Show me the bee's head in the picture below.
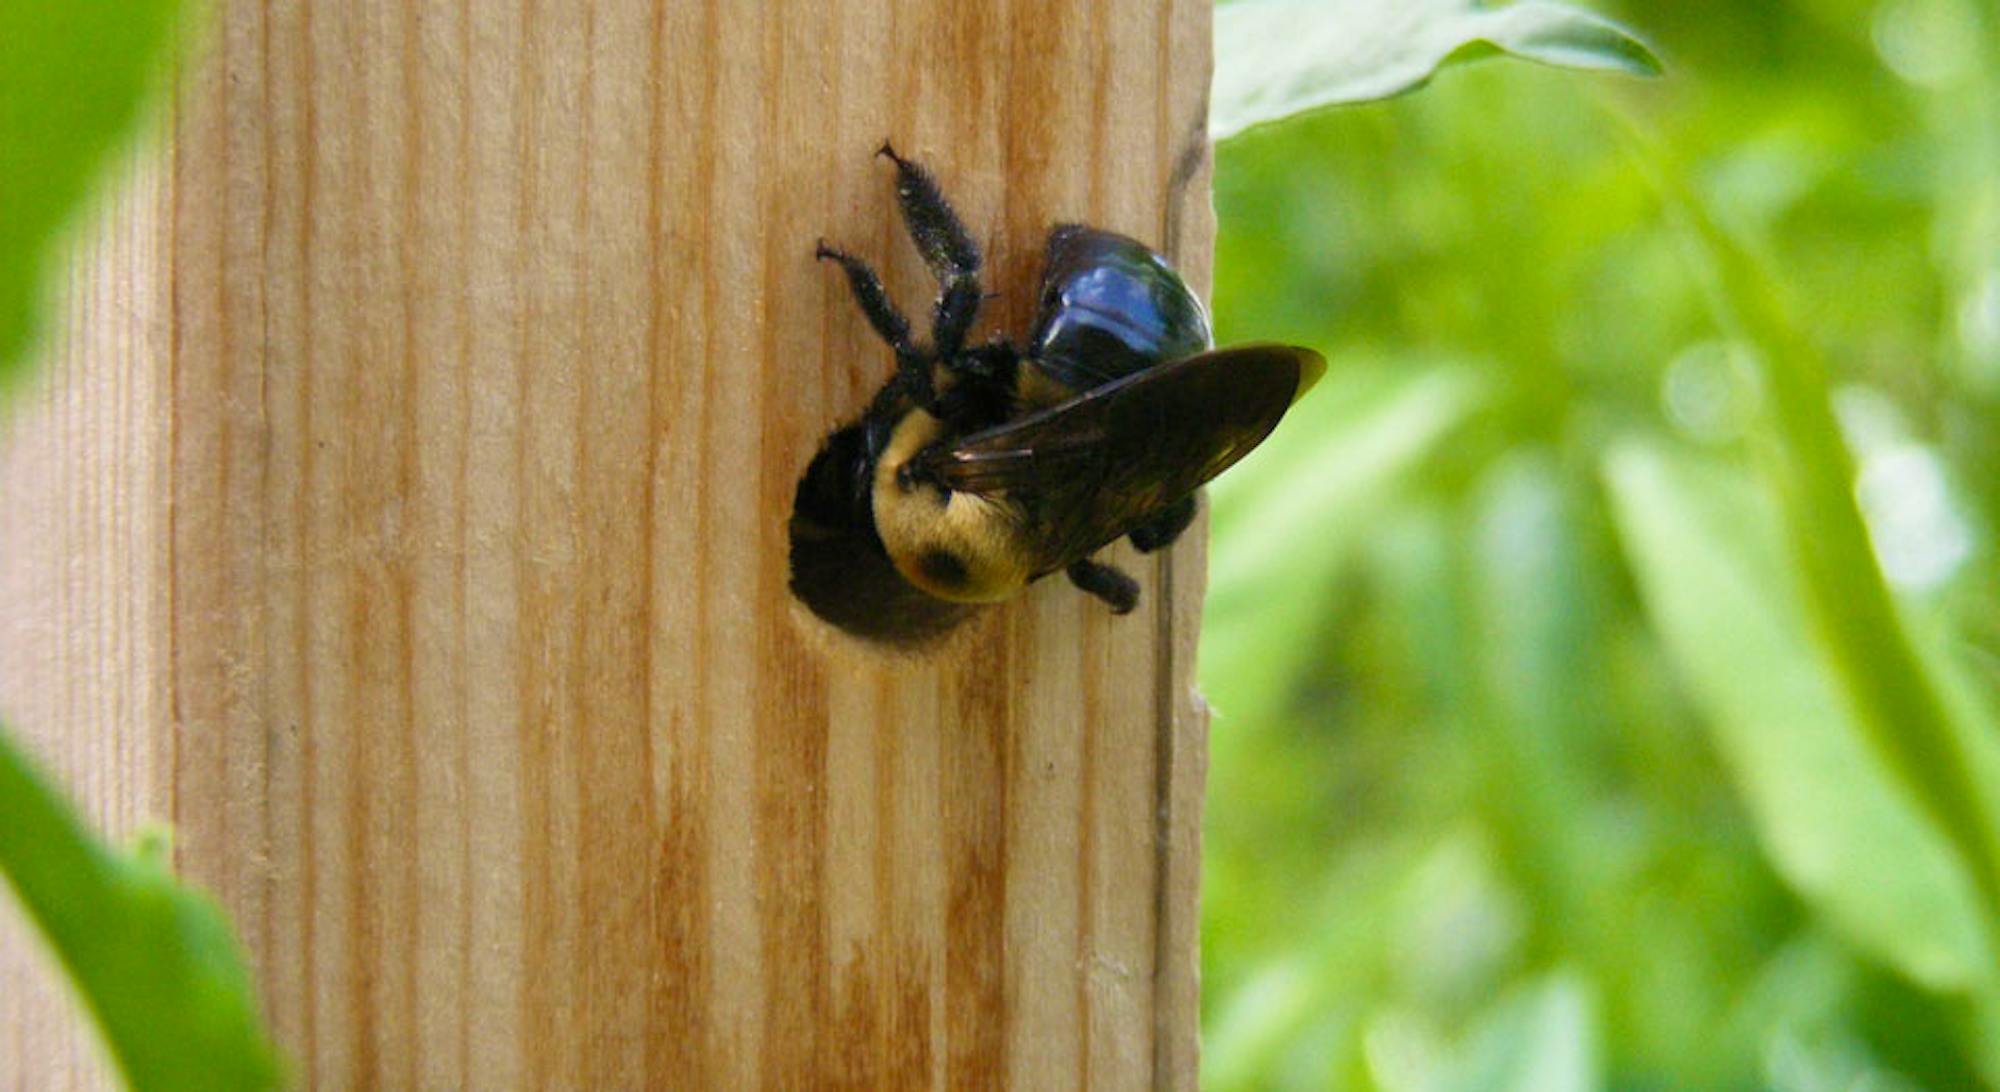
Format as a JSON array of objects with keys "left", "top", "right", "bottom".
[
  {"left": 788, "top": 416, "right": 976, "bottom": 646},
  {"left": 793, "top": 420, "right": 881, "bottom": 538}
]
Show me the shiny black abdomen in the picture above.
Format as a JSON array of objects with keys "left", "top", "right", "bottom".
[{"left": 1028, "top": 225, "right": 1212, "bottom": 393}]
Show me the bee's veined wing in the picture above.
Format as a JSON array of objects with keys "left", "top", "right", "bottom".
[{"left": 916, "top": 342, "right": 1324, "bottom": 574}]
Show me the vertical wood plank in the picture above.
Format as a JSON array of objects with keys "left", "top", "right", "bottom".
[{"left": 0, "top": 1, "right": 1217, "bottom": 1087}]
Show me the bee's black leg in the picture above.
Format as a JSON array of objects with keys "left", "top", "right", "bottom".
[
  {"left": 817, "top": 241, "right": 916, "bottom": 356},
  {"left": 878, "top": 143, "right": 983, "bottom": 361},
  {"left": 933, "top": 279, "right": 983, "bottom": 363},
  {"left": 817, "top": 241, "right": 939, "bottom": 411},
  {"left": 1128, "top": 495, "right": 1198, "bottom": 553},
  {"left": 1066, "top": 558, "right": 1140, "bottom": 614},
  {"left": 879, "top": 142, "right": 980, "bottom": 283}
]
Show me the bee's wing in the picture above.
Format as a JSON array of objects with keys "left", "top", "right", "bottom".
[{"left": 918, "top": 342, "right": 1324, "bottom": 574}]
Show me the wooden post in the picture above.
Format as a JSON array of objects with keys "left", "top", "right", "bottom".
[{"left": 0, "top": 1, "right": 1215, "bottom": 1087}]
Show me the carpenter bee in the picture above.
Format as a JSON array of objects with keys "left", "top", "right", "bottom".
[{"left": 789, "top": 144, "right": 1324, "bottom": 646}]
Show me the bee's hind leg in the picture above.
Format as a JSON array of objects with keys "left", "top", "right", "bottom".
[
  {"left": 1066, "top": 558, "right": 1139, "bottom": 615},
  {"left": 1128, "top": 495, "right": 1198, "bottom": 553}
]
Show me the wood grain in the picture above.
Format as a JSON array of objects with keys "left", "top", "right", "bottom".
[{"left": 0, "top": 1, "right": 1215, "bottom": 1087}]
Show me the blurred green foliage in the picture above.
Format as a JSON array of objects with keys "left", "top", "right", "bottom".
[
  {"left": 1, "top": 5, "right": 283, "bottom": 1089},
  {"left": 1201, "top": 1, "right": 2000, "bottom": 1088},
  {"left": 0, "top": 1, "right": 187, "bottom": 385},
  {"left": 0, "top": 728, "right": 283, "bottom": 1091}
]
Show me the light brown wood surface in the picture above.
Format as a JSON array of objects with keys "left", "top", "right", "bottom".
[{"left": 0, "top": 1, "right": 1216, "bottom": 1087}]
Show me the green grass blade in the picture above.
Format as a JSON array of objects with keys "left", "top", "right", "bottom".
[{"left": 1648, "top": 153, "right": 2000, "bottom": 944}]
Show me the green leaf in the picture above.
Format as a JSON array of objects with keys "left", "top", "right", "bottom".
[
  {"left": 0, "top": 0, "right": 188, "bottom": 383},
  {"left": 1604, "top": 443, "right": 1995, "bottom": 995},
  {"left": 0, "top": 726, "right": 284, "bottom": 1091},
  {"left": 1212, "top": 0, "right": 1661, "bottom": 141}
]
